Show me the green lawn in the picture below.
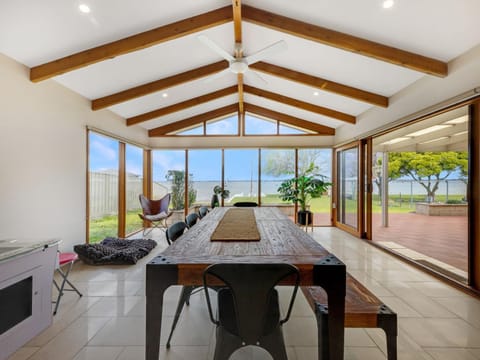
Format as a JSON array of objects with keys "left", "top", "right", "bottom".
[{"left": 89, "top": 210, "right": 142, "bottom": 244}]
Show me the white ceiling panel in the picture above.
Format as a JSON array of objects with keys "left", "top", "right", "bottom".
[
  {"left": 54, "top": 23, "right": 234, "bottom": 99},
  {"left": 242, "top": 23, "right": 424, "bottom": 96},
  {"left": 244, "top": 94, "right": 346, "bottom": 130},
  {"left": 142, "top": 94, "right": 238, "bottom": 130},
  {"left": 243, "top": 0, "right": 480, "bottom": 61},
  {"left": 0, "top": 0, "right": 226, "bottom": 66},
  {"left": 110, "top": 76, "right": 237, "bottom": 118},
  {"left": 243, "top": 72, "right": 372, "bottom": 116}
]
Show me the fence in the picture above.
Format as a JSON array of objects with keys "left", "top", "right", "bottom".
[
  {"left": 89, "top": 172, "right": 138, "bottom": 219},
  {"left": 375, "top": 178, "right": 467, "bottom": 205}
]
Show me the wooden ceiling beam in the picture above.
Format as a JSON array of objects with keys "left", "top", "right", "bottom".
[
  {"left": 30, "top": 6, "right": 232, "bottom": 82},
  {"left": 149, "top": 104, "right": 238, "bottom": 136},
  {"left": 244, "top": 103, "right": 335, "bottom": 135},
  {"left": 232, "top": 0, "right": 244, "bottom": 115},
  {"left": 250, "top": 62, "right": 388, "bottom": 107},
  {"left": 92, "top": 61, "right": 228, "bottom": 110},
  {"left": 244, "top": 85, "right": 355, "bottom": 124},
  {"left": 243, "top": 5, "right": 447, "bottom": 77},
  {"left": 232, "top": 0, "right": 242, "bottom": 43},
  {"left": 127, "top": 86, "right": 237, "bottom": 126}
]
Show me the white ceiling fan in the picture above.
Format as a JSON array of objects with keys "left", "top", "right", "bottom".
[{"left": 198, "top": 34, "right": 287, "bottom": 84}]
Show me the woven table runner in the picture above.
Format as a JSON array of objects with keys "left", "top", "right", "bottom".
[{"left": 210, "top": 208, "right": 261, "bottom": 242}]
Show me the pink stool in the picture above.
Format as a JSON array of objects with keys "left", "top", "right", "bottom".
[{"left": 52, "top": 252, "right": 83, "bottom": 315}]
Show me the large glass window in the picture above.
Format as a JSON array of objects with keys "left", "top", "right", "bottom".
[
  {"left": 88, "top": 132, "right": 119, "bottom": 243},
  {"left": 245, "top": 115, "right": 277, "bottom": 135},
  {"left": 152, "top": 149, "right": 185, "bottom": 206},
  {"left": 206, "top": 116, "right": 238, "bottom": 135},
  {"left": 125, "top": 144, "right": 143, "bottom": 235},
  {"left": 224, "top": 149, "right": 259, "bottom": 205},
  {"left": 298, "top": 149, "right": 332, "bottom": 225},
  {"left": 260, "top": 149, "right": 295, "bottom": 217},
  {"left": 188, "top": 150, "right": 223, "bottom": 208}
]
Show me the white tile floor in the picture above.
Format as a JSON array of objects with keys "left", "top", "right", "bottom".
[{"left": 8, "top": 227, "right": 480, "bottom": 360}]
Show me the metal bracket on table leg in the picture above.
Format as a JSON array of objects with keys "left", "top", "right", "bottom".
[
  {"left": 313, "top": 254, "right": 346, "bottom": 360},
  {"left": 377, "top": 304, "right": 398, "bottom": 360}
]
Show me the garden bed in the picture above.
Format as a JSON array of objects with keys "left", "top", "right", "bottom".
[{"left": 415, "top": 202, "right": 467, "bottom": 216}]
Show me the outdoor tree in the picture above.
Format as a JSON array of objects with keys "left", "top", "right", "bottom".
[
  {"left": 165, "top": 170, "right": 197, "bottom": 210},
  {"left": 262, "top": 149, "right": 330, "bottom": 177},
  {"left": 387, "top": 151, "right": 468, "bottom": 202}
]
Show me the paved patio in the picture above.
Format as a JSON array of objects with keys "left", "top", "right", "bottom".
[{"left": 372, "top": 212, "right": 468, "bottom": 276}]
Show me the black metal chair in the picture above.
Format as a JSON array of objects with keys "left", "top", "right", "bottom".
[
  {"left": 165, "top": 221, "right": 187, "bottom": 246},
  {"left": 203, "top": 263, "right": 300, "bottom": 360},
  {"left": 233, "top": 201, "right": 258, "bottom": 207},
  {"left": 185, "top": 213, "right": 199, "bottom": 228},
  {"left": 198, "top": 206, "right": 209, "bottom": 219},
  {"left": 165, "top": 220, "right": 197, "bottom": 348},
  {"left": 138, "top": 193, "right": 172, "bottom": 236}
]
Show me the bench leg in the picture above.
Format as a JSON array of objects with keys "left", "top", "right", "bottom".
[
  {"left": 377, "top": 304, "right": 398, "bottom": 360},
  {"left": 314, "top": 304, "right": 330, "bottom": 360}
]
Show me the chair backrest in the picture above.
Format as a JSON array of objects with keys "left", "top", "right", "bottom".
[
  {"left": 185, "top": 213, "right": 199, "bottom": 228},
  {"left": 198, "top": 206, "right": 209, "bottom": 219},
  {"left": 203, "top": 263, "right": 300, "bottom": 345},
  {"left": 233, "top": 201, "right": 258, "bottom": 207},
  {"left": 139, "top": 193, "right": 171, "bottom": 215},
  {"left": 165, "top": 221, "right": 188, "bottom": 245}
]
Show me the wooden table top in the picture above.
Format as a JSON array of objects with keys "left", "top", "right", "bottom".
[
  {"left": 153, "top": 207, "right": 336, "bottom": 287},
  {"left": 162, "top": 207, "right": 330, "bottom": 261}
]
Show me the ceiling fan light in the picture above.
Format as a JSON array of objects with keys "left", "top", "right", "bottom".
[{"left": 230, "top": 61, "right": 248, "bottom": 74}]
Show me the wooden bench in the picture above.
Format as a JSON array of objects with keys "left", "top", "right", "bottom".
[{"left": 302, "top": 274, "right": 397, "bottom": 360}]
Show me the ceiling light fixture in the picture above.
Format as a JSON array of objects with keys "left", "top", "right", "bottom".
[
  {"left": 229, "top": 60, "right": 248, "bottom": 74},
  {"left": 382, "top": 0, "right": 394, "bottom": 9},
  {"left": 313, "top": 91, "right": 319, "bottom": 96},
  {"left": 162, "top": 93, "right": 168, "bottom": 98},
  {"left": 78, "top": 3, "right": 91, "bottom": 13}
]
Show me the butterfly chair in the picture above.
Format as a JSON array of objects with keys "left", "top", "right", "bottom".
[
  {"left": 203, "top": 263, "right": 300, "bottom": 360},
  {"left": 198, "top": 206, "right": 209, "bottom": 219},
  {"left": 233, "top": 201, "right": 258, "bottom": 207},
  {"left": 138, "top": 193, "right": 172, "bottom": 237},
  {"left": 52, "top": 252, "right": 83, "bottom": 315},
  {"left": 185, "top": 213, "right": 200, "bottom": 229}
]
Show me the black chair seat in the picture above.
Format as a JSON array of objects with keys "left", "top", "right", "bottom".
[{"left": 233, "top": 201, "right": 258, "bottom": 207}]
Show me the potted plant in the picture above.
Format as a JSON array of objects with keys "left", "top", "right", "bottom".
[
  {"left": 277, "top": 164, "right": 331, "bottom": 225},
  {"left": 211, "top": 185, "right": 230, "bottom": 208}
]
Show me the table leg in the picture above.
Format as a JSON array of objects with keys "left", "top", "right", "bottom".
[
  {"left": 314, "top": 255, "right": 346, "bottom": 360},
  {"left": 145, "top": 257, "right": 178, "bottom": 360}
]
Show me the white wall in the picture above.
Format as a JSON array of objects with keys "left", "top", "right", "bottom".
[
  {"left": 0, "top": 54, "right": 148, "bottom": 251},
  {"left": 335, "top": 44, "right": 480, "bottom": 144}
]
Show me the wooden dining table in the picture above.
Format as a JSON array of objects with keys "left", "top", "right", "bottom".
[{"left": 145, "top": 207, "right": 346, "bottom": 360}]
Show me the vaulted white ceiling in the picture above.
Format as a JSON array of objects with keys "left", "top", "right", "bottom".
[{"left": 1, "top": 0, "right": 479, "bottom": 138}]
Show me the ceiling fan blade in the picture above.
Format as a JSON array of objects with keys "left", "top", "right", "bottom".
[
  {"left": 198, "top": 35, "right": 235, "bottom": 62},
  {"left": 204, "top": 68, "right": 231, "bottom": 83},
  {"left": 245, "top": 40, "right": 287, "bottom": 65},
  {"left": 245, "top": 69, "right": 268, "bottom": 85}
]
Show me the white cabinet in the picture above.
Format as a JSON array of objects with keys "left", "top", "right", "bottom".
[{"left": 0, "top": 242, "right": 58, "bottom": 360}]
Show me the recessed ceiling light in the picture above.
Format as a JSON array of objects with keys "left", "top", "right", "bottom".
[
  {"left": 382, "top": 0, "right": 394, "bottom": 9},
  {"left": 313, "top": 91, "right": 319, "bottom": 96},
  {"left": 78, "top": 3, "right": 91, "bottom": 13},
  {"left": 162, "top": 93, "right": 168, "bottom": 98}
]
